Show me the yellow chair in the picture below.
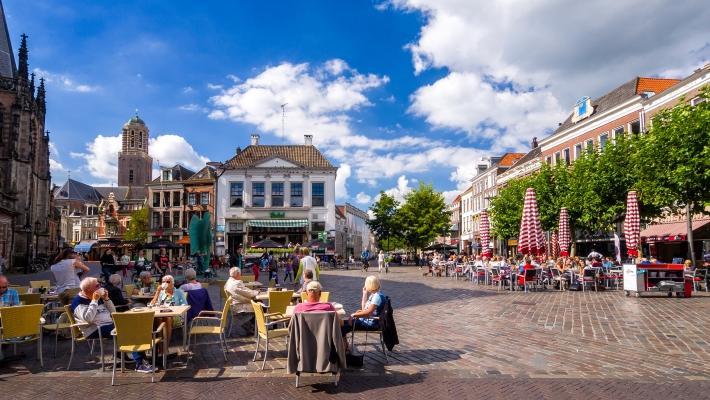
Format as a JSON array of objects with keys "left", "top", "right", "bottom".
[
  {"left": 19, "top": 293, "right": 42, "bottom": 305},
  {"left": 187, "top": 299, "right": 231, "bottom": 365},
  {"left": 200, "top": 281, "right": 210, "bottom": 289},
  {"left": 0, "top": 304, "right": 44, "bottom": 367},
  {"left": 30, "top": 280, "right": 51, "bottom": 289},
  {"left": 124, "top": 284, "right": 136, "bottom": 298},
  {"left": 300, "top": 291, "right": 330, "bottom": 303},
  {"left": 266, "top": 290, "right": 293, "bottom": 322},
  {"left": 242, "top": 275, "right": 254, "bottom": 283},
  {"left": 111, "top": 311, "right": 166, "bottom": 386},
  {"left": 251, "top": 300, "right": 289, "bottom": 370},
  {"left": 64, "top": 305, "right": 108, "bottom": 370}
]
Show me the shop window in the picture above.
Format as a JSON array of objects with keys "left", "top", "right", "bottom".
[{"left": 311, "top": 221, "right": 326, "bottom": 232}]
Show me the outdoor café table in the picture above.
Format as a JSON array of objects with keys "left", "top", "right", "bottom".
[
  {"left": 40, "top": 293, "right": 59, "bottom": 303},
  {"left": 129, "top": 305, "right": 191, "bottom": 351}
]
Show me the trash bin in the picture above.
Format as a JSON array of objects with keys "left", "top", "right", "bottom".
[{"left": 684, "top": 279, "right": 693, "bottom": 298}]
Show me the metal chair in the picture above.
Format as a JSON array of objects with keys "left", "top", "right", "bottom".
[
  {"left": 111, "top": 311, "right": 166, "bottom": 386},
  {"left": 251, "top": 300, "right": 289, "bottom": 370},
  {"left": 187, "top": 299, "right": 231, "bottom": 364},
  {"left": 0, "top": 304, "right": 45, "bottom": 367},
  {"left": 64, "top": 305, "right": 108, "bottom": 371}
]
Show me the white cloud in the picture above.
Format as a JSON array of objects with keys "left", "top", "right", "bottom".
[
  {"left": 182, "top": 86, "right": 195, "bottom": 94},
  {"left": 356, "top": 192, "right": 372, "bottom": 205},
  {"left": 207, "top": 83, "right": 223, "bottom": 90},
  {"left": 178, "top": 103, "right": 208, "bottom": 113},
  {"left": 71, "top": 134, "right": 209, "bottom": 183},
  {"left": 33, "top": 68, "right": 99, "bottom": 93},
  {"left": 48, "top": 141, "right": 65, "bottom": 175},
  {"left": 208, "top": 60, "right": 389, "bottom": 146},
  {"left": 335, "top": 163, "right": 351, "bottom": 200},
  {"left": 384, "top": 175, "right": 414, "bottom": 203},
  {"left": 392, "top": 0, "right": 710, "bottom": 147}
]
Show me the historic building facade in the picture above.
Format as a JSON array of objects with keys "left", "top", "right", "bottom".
[
  {"left": 0, "top": 4, "right": 53, "bottom": 271},
  {"left": 215, "top": 134, "right": 337, "bottom": 253},
  {"left": 118, "top": 114, "right": 152, "bottom": 188},
  {"left": 146, "top": 164, "right": 195, "bottom": 247}
]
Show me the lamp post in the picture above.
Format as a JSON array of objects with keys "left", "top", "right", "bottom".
[
  {"left": 23, "top": 222, "right": 31, "bottom": 274},
  {"left": 34, "top": 220, "right": 40, "bottom": 259}
]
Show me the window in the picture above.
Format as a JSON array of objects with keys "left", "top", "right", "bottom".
[
  {"left": 173, "top": 191, "right": 181, "bottom": 207},
  {"left": 252, "top": 182, "right": 265, "bottom": 207},
  {"left": 629, "top": 120, "right": 640, "bottom": 134},
  {"left": 574, "top": 143, "right": 583, "bottom": 160},
  {"left": 311, "top": 182, "right": 325, "bottom": 207},
  {"left": 228, "top": 222, "right": 243, "bottom": 232},
  {"left": 290, "top": 182, "right": 303, "bottom": 207},
  {"left": 138, "top": 132, "right": 143, "bottom": 148},
  {"left": 162, "top": 192, "right": 171, "bottom": 207},
  {"left": 613, "top": 126, "right": 624, "bottom": 138},
  {"left": 172, "top": 211, "right": 180, "bottom": 228},
  {"left": 152, "top": 212, "right": 160, "bottom": 229},
  {"left": 545, "top": 156, "right": 552, "bottom": 164},
  {"left": 162, "top": 169, "right": 172, "bottom": 182},
  {"left": 200, "top": 192, "right": 209, "bottom": 205},
  {"left": 271, "top": 182, "right": 284, "bottom": 207},
  {"left": 690, "top": 96, "right": 705, "bottom": 106},
  {"left": 162, "top": 212, "right": 170, "bottom": 229},
  {"left": 188, "top": 192, "right": 196, "bottom": 206},
  {"left": 311, "top": 222, "right": 326, "bottom": 232},
  {"left": 586, "top": 139, "right": 594, "bottom": 151},
  {"left": 600, "top": 133, "right": 609, "bottom": 150},
  {"left": 554, "top": 152, "right": 561, "bottom": 165},
  {"left": 230, "top": 182, "right": 243, "bottom": 207},
  {"left": 128, "top": 169, "right": 134, "bottom": 184},
  {"left": 130, "top": 132, "right": 135, "bottom": 148},
  {"left": 563, "top": 148, "right": 570, "bottom": 165},
  {"left": 152, "top": 193, "right": 160, "bottom": 207}
]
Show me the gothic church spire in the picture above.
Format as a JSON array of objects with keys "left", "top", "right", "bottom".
[{"left": 0, "top": 0, "right": 17, "bottom": 78}]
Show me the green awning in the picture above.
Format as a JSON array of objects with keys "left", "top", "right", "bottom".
[{"left": 247, "top": 219, "right": 309, "bottom": 228}]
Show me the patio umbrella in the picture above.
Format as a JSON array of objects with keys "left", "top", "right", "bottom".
[
  {"left": 624, "top": 190, "right": 640, "bottom": 258},
  {"left": 518, "top": 187, "right": 546, "bottom": 256},
  {"left": 480, "top": 210, "right": 492, "bottom": 258},
  {"left": 250, "top": 238, "right": 284, "bottom": 249},
  {"left": 558, "top": 207, "right": 570, "bottom": 257},
  {"left": 550, "top": 231, "right": 559, "bottom": 259}
]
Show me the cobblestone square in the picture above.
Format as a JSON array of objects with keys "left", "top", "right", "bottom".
[{"left": 2, "top": 266, "right": 710, "bottom": 398}]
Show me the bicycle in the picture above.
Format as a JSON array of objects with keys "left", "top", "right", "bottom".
[{"left": 28, "top": 256, "right": 49, "bottom": 273}]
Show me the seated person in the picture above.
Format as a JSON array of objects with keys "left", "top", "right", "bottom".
[
  {"left": 179, "top": 268, "right": 202, "bottom": 291},
  {"left": 105, "top": 273, "right": 131, "bottom": 309},
  {"left": 0, "top": 275, "right": 20, "bottom": 306},
  {"left": 342, "top": 275, "right": 385, "bottom": 335},
  {"left": 71, "top": 277, "right": 155, "bottom": 373},
  {"left": 224, "top": 267, "right": 258, "bottom": 335},
  {"left": 294, "top": 281, "right": 336, "bottom": 313},
  {"left": 134, "top": 271, "right": 155, "bottom": 295},
  {"left": 149, "top": 275, "right": 186, "bottom": 354},
  {"left": 296, "top": 269, "right": 314, "bottom": 294}
]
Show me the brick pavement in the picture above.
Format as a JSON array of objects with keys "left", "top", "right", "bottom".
[{"left": 2, "top": 265, "right": 709, "bottom": 398}]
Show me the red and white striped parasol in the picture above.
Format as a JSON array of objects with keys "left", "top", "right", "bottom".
[
  {"left": 558, "top": 207, "right": 570, "bottom": 257},
  {"left": 480, "top": 210, "right": 492, "bottom": 258},
  {"left": 518, "top": 187, "right": 546, "bottom": 256},
  {"left": 550, "top": 231, "right": 559, "bottom": 259},
  {"left": 624, "top": 190, "right": 640, "bottom": 258}
]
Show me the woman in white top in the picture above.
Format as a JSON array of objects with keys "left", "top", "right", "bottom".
[{"left": 51, "top": 248, "right": 90, "bottom": 301}]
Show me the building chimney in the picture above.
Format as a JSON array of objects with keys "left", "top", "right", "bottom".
[
  {"left": 531, "top": 137, "right": 538, "bottom": 149},
  {"left": 250, "top": 134, "right": 259, "bottom": 146},
  {"left": 304, "top": 134, "right": 313, "bottom": 145},
  {"left": 235, "top": 146, "right": 242, "bottom": 154}
]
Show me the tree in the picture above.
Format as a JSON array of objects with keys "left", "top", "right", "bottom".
[
  {"left": 124, "top": 207, "right": 148, "bottom": 244},
  {"left": 633, "top": 86, "right": 710, "bottom": 264},
  {"left": 490, "top": 176, "right": 532, "bottom": 241},
  {"left": 367, "top": 192, "right": 400, "bottom": 251},
  {"left": 397, "top": 182, "right": 451, "bottom": 251}
]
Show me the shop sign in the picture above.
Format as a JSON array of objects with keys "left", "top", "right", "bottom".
[
  {"left": 507, "top": 239, "right": 518, "bottom": 246},
  {"left": 318, "top": 231, "right": 327, "bottom": 241},
  {"left": 270, "top": 211, "right": 285, "bottom": 219},
  {"left": 216, "top": 224, "right": 225, "bottom": 232}
]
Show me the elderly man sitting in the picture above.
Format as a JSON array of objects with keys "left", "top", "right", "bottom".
[
  {"left": 179, "top": 268, "right": 202, "bottom": 291},
  {"left": 71, "top": 277, "right": 155, "bottom": 373},
  {"left": 294, "top": 281, "right": 336, "bottom": 313},
  {"left": 224, "top": 267, "right": 258, "bottom": 335},
  {"left": 0, "top": 275, "right": 19, "bottom": 306}
]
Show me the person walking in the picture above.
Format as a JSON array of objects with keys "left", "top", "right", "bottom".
[
  {"left": 378, "top": 251, "right": 385, "bottom": 273},
  {"left": 268, "top": 251, "right": 279, "bottom": 285}
]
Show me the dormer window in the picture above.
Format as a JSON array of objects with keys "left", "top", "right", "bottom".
[{"left": 162, "top": 169, "right": 172, "bottom": 182}]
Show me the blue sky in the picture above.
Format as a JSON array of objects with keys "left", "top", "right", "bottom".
[{"left": 4, "top": 0, "right": 709, "bottom": 206}]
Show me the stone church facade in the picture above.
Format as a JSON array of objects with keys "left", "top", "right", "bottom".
[{"left": 0, "top": 3, "right": 53, "bottom": 271}]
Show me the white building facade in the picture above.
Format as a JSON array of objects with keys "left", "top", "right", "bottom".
[{"left": 215, "top": 134, "right": 338, "bottom": 252}]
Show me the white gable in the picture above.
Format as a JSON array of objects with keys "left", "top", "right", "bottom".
[{"left": 255, "top": 157, "right": 299, "bottom": 168}]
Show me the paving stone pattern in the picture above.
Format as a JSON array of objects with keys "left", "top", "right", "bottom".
[{"left": 2, "top": 266, "right": 709, "bottom": 398}]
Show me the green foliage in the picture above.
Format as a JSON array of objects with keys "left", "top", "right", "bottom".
[
  {"left": 367, "top": 192, "right": 400, "bottom": 247},
  {"left": 489, "top": 176, "right": 532, "bottom": 240},
  {"left": 397, "top": 182, "right": 452, "bottom": 250},
  {"left": 633, "top": 86, "right": 710, "bottom": 215},
  {"left": 124, "top": 207, "right": 148, "bottom": 244}
]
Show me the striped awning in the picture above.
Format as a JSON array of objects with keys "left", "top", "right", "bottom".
[{"left": 247, "top": 219, "right": 309, "bottom": 228}]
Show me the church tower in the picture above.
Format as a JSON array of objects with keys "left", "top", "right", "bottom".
[{"left": 117, "top": 113, "right": 152, "bottom": 187}]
